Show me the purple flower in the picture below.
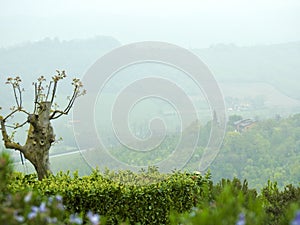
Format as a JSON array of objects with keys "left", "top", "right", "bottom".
[
  {"left": 48, "top": 196, "right": 54, "bottom": 204},
  {"left": 14, "top": 211, "right": 25, "bottom": 223},
  {"left": 28, "top": 206, "right": 39, "bottom": 219},
  {"left": 27, "top": 212, "right": 37, "bottom": 220},
  {"left": 70, "top": 214, "right": 83, "bottom": 224},
  {"left": 46, "top": 217, "right": 58, "bottom": 223},
  {"left": 31, "top": 206, "right": 39, "bottom": 213},
  {"left": 86, "top": 211, "right": 100, "bottom": 225},
  {"left": 291, "top": 211, "right": 300, "bottom": 225},
  {"left": 39, "top": 202, "right": 47, "bottom": 212},
  {"left": 55, "top": 194, "right": 63, "bottom": 202},
  {"left": 236, "top": 213, "right": 246, "bottom": 225},
  {"left": 24, "top": 192, "right": 32, "bottom": 203},
  {"left": 57, "top": 202, "right": 65, "bottom": 211}
]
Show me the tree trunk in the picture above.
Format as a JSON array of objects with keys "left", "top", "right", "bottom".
[
  {"left": 1, "top": 73, "right": 83, "bottom": 180},
  {"left": 22, "top": 102, "right": 55, "bottom": 180}
]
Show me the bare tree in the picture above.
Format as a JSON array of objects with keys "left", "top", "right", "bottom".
[{"left": 0, "top": 71, "right": 85, "bottom": 180}]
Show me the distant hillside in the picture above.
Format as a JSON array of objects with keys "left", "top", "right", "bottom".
[
  {"left": 194, "top": 42, "right": 300, "bottom": 100},
  {"left": 0, "top": 36, "right": 121, "bottom": 89},
  {"left": 1, "top": 39, "right": 299, "bottom": 102}
]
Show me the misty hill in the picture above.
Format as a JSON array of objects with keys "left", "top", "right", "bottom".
[
  {"left": 194, "top": 42, "right": 300, "bottom": 100},
  {"left": 0, "top": 36, "right": 121, "bottom": 89},
  {"left": 0, "top": 38, "right": 300, "bottom": 103}
]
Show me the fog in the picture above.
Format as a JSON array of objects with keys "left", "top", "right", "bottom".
[
  {"left": 1, "top": 0, "right": 300, "bottom": 189},
  {"left": 1, "top": 0, "right": 300, "bottom": 48}
]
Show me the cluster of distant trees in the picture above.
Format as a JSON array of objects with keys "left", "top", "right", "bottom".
[
  {"left": 207, "top": 114, "right": 300, "bottom": 189},
  {"left": 109, "top": 114, "right": 300, "bottom": 190}
]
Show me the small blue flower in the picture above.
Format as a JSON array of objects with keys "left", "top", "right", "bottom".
[
  {"left": 236, "top": 213, "right": 246, "bottom": 225},
  {"left": 28, "top": 205, "right": 40, "bottom": 219},
  {"left": 31, "top": 206, "right": 39, "bottom": 213},
  {"left": 189, "top": 207, "right": 198, "bottom": 217},
  {"left": 14, "top": 211, "right": 25, "bottom": 223},
  {"left": 24, "top": 192, "right": 32, "bottom": 203},
  {"left": 48, "top": 196, "right": 54, "bottom": 204},
  {"left": 46, "top": 217, "right": 58, "bottom": 224},
  {"left": 55, "top": 194, "right": 63, "bottom": 202},
  {"left": 27, "top": 212, "right": 37, "bottom": 220},
  {"left": 86, "top": 211, "right": 100, "bottom": 225},
  {"left": 39, "top": 202, "right": 47, "bottom": 212},
  {"left": 57, "top": 202, "right": 65, "bottom": 211},
  {"left": 291, "top": 211, "right": 300, "bottom": 225},
  {"left": 70, "top": 214, "right": 83, "bottom": 224}
]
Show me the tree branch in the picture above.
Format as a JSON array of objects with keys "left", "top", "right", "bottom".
[
  {"left": 49, "top": 110, "right": 67, "bottom": 120},
  {"left": 50, "top": 81, "right": 58, "bottom": 104},
  {"left": 10, "top": 120, "right": 28, "bottom": 130},
  {"left": 34, "top": 82, "right": 38, "bottom": 113},
  {"left": 49, "top": 86, "right": 78, "bottom": 120},
  {"left": 45, "top": 81, "right": 53, "bottom": 102},
  {"left": 3, "top": 108, "right": 30, "bottom": 121},
  {"left": 17, "top": 85, "right": 22, "bottom": 108},
  {"left": 12, "top": 84, "right": 20, "bottom": 108},
  {"left": 6, "top": 76, "right": 23, "bottom": 108},
  {"left": 0, "top": 117, "right": 24, "bottom": 152},
  {"left": 63, "top": 86, "right": 78, "bottom": 112}
]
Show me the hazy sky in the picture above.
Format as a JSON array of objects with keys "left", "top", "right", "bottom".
[{"left": 1, "top": 0, "right": 300, "bottom": 48}]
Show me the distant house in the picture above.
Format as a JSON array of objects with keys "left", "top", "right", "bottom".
[{"left": 233, "top": 119, "right": 256, "bottom": 132}]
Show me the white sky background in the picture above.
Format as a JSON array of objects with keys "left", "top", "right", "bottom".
[{"left": 0, "top": 0, "right": 300, "bottom": 48}]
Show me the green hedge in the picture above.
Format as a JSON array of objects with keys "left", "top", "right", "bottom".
[
  {"left": 2, "top": 152, "right": 300, "bottom": 225},
  {"left": 8, "top": 169, "right": 210, "bottom": 224}
]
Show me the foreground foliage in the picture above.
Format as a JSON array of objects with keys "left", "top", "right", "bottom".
[{"left": 1, "top": 153, "right": 300, "bottom": 224}]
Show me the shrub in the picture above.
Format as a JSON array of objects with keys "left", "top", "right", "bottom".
[
  {"left": 1, "top": 153, "right": 104, "bottom": 225},
  {"left": 261, "top": 181, "right": 300, "bottom": 225},
  {"left": 7, "top": 168, "right": 209, "bottom": 224},
  {"left": 170, "top": 182, "right": 268, "bottom": 225},
  {"left": 1, "top": 153, "right": 300, "bottom": 225}
]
